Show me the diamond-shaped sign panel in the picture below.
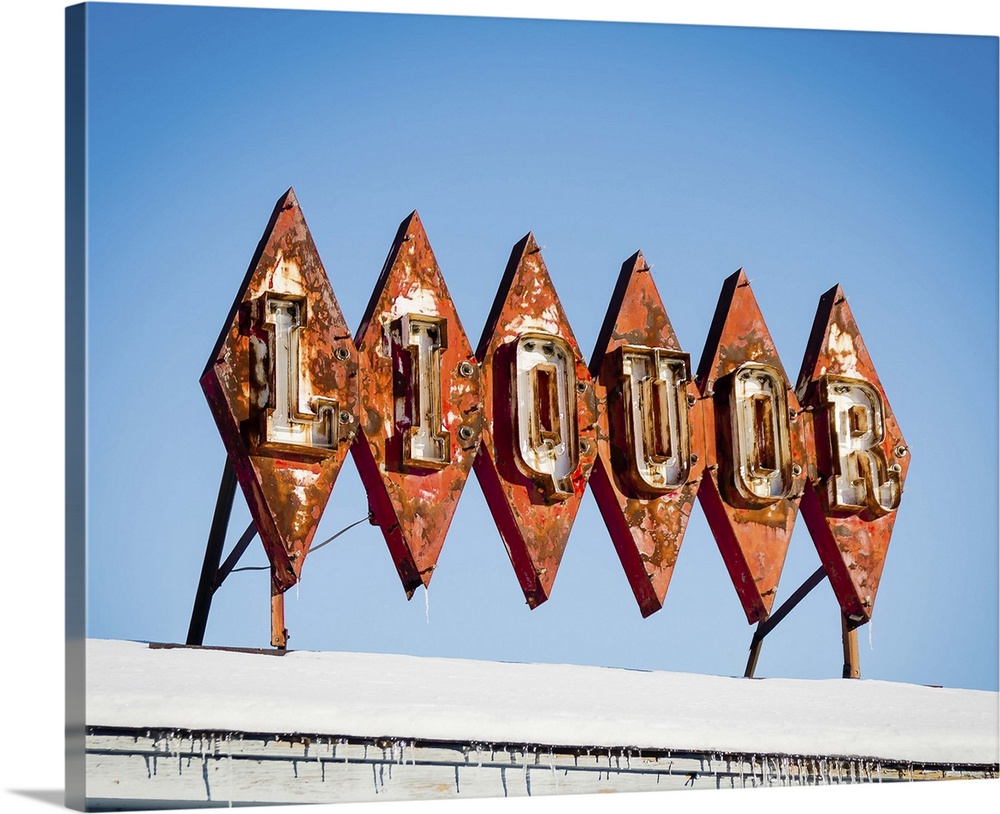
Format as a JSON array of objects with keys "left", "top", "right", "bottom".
[
  {"left": 696, "top": 270, "right": 809, "bottom": 623},
  {"left": 796, "top": 285, "right": 909, "bottom": 628},
  {"left": 475, "top": 234, "right": 599, "bottom": 608},
  {"left": 201, "top": 188, "right": 359, "bottom": 594},
  {"left": 352, "top": 211, "right": 484, "bottom": 599},
  {"left": 589, "top": 252, "right": 707, "bottom": 618}
]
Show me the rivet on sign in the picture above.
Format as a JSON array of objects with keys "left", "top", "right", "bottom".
[
  {"left": 458, "top": 426, "right": 474, "bottom": 442},
  {"left": 334, "top": 346, "right": 350, "bottom": 361},
  {"left": 458, "top": 361, "right": 475, "bottom": 378}
]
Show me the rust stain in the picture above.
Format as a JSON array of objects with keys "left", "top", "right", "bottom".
[
  {"left": 589, "top": 251, "right": 706, "bottom": 617},
  {"left": 351, "top": 211, "right": 484, "bottom": 599},
  {"left": 203, "top": 194, "right": 910, "bottom": 640},
  {"left": 695, "top": 269, "right": 808, "bottom": 623},
  {"left": 474, "top": 233, "right": 599, "bottom": 608},
  {"left": 796, "top": 285, "right": 909, "bottom": 627},
  {"left": 201, "top": 187, "right": 359, "bottom": 595}
]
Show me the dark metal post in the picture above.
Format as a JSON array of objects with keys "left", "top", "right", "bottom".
[
  {"left": 842, "top": 615, "right": 861, "bottom": 678},
  {"left": 271, "top": 578, "right": 288, "bottom": 650},
  {"left": 186, "top": 458, "right": 238, "bottom": 645},
  {"left": 744, "top": 565, "right": 827, "bottom": 677},
  {"left": 744, "top": 619, "right": 767, "bottom": 678}
]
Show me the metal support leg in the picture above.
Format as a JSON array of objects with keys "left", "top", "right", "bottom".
[
  {"left": 271, "top": 578, "right": 288, "bottom": 650},
  {"left": 842, "top": 615, "right": 861, "bottom": 679},
  {"left": 744, "top": 566, "right": 827, "bottom": 678},
  {"left": 744, "top": 619, "right": 766, "bottom": 678},
  {"left": 186, "top": 458, "right": 238, "bottom": 646}
]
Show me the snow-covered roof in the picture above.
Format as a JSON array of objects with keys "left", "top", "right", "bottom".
[{"left": 86, "top": 638, "right": 998, "bottom": 766}]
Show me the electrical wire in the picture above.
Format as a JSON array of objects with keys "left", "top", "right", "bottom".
[{"left": 229, "top": 512, "right": 372, "bottom": 574}]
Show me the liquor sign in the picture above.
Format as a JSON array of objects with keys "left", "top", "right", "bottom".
[
  {"left": 589, "top": 252, "right": 706, "bottom": 618},
  {"left": 696, "top": 270, "right": 811, "bottom": 624},
  {"left": 475, "top": 234, "right": 599, "bottom": 608},
  {"left": 198, "top": 189, "right": 909, "bottom": 662},
  {"left": 200, "top": 190, "right": 359, "bottom": 646},
  {"left": 352, "top": 212, "right": 484, "bottom": 599},
  {"left": 796, "top": 285, "right": 909, "bottom": 629}
]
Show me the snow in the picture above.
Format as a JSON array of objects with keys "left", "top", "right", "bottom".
[{"left": 86, "top": 638, "right": 998, "bottom": 766}]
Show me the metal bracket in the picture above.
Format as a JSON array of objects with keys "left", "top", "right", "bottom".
[
  {"left": 744, "top": 565, "right": 828, "bottom": 678},
  {"left": 186, "top": 457, "right": 258, "bottom": 646}
]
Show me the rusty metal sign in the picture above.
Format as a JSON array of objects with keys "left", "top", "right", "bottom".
[
  {"left": 589, "top": 252, "right": 706, "bottom": 617},
  {"left": 796, "top": 285, "right": 909, "bottom": 628},
  {"left": 195, "top": 197, "right": 911, "bottom": 669},
  {"left": 200, "top": 188, "right": 359, "bottom": 642},
  {"left": 696, "top": 270, "right": 810, "bottom": 623},
  {"left": 474, "top": 234, "right": 599, "bottom": 608},
  {"left": 352, "top": 211, "right": 484, "bottom": 598}
]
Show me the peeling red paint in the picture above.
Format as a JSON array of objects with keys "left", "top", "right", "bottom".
[
  {"left": 696, "top": 270, "right": 809, "bottom": 623},
  {"left": 796, "top": 285, "right": 909, "bottom": 628},
  {"left": 352, "top": 211, "right": 484, "bottom": 599},
  {"left": 201, "top": 188, "right": 359, "bottom": 596},
  {"left": 474, "top": 234, "right": 599, "bottom": 608},
  {"left": 589, "top": 251, "right": 706, "bottom": 618}
]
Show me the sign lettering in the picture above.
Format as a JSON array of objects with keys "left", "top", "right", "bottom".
[
  {"left": 391, "top": 314, "right": 450, "bottom": 469},
  {"left": 257, "top": 293, "right": 338, "bottom": 454},
  {"left": 512, "top": 333, "right": 578, "bottom": 501},
  {"left": 727, "top": 363, "right": 794, "bottom": 504},
  {"left": 820, "top": 375, "right": 901, "bottom": 516},
  {"left": 617, "top": 346, "right": 691, "bottom": 494}
]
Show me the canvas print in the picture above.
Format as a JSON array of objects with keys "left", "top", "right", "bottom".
[{"left": 66, "top": 2, "right": 999, "bottom": 810}]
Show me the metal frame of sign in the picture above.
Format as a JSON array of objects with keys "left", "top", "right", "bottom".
[{"left": 191, "top": 192, "right": 908, "bottom": 677}]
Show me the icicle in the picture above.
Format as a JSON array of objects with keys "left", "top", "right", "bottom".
[
  {"left": 424, "top": 585, "right": 430, "bottom": 624},
  {"left": 226, "top": 733, "right": 233, "bottom": 808}
]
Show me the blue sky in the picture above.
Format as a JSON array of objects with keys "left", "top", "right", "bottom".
[
  {"left": 74, "top": 2, "right": 998, "bottom": 695},
  {"left": 0, "top": 0, "right": 1000, "bottom": 812}
]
